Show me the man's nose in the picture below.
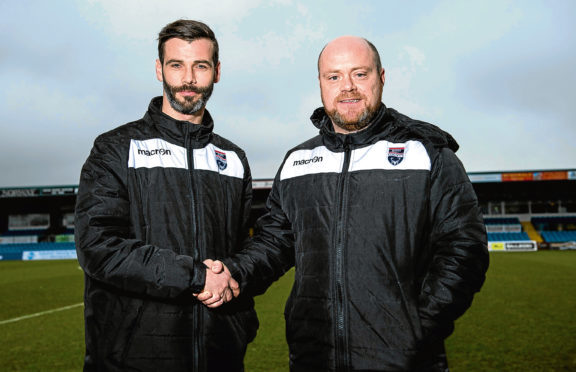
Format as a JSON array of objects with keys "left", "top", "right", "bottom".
[
  {"left": 340, "top": 74, "right": 356, "bottom": 91},
  {"left": 183, "top": 68, "right": 197, "bottom": 84}
]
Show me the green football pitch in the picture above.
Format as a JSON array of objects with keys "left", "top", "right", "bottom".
[{"left": 1, "top": 251, "right": 575, "bottom": 371}]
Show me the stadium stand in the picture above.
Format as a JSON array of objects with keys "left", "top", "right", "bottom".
[
  {"left": 484, "top": 217, "right": 521, "bottom": 225},
  {"left": 487, "top": 232, "right": 531, "bottom": 242},
  {"left": 531, "top": 216, "right": 576, "bottom": 230},
  {"left": 530, "top": 216, "right": 576, "bottom": 244},
  {"left": 521, "top": 221, "right": 543, "bottom": 242},
  {"left": 0, "top": 229, "right": 48, "bottom": 236},
  {"left": 1, "top": 169, "right": 575, "bottom": 258},
  {"left": 484, "top": 217, "right": 523, "bottom": 237},
  {"left": 540, "top": 231, "right": 576, "bottom": 243}
]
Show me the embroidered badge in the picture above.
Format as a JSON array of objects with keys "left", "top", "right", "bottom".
[
  {"left": 215, "top": 150, "right": 227, "bottom": 171},
  {"left": 388, "top": 147, "right": 405, "bottom": 166}
]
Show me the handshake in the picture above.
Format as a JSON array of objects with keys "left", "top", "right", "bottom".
[{"left": 194, "top": 259, "right": 239, "bottom": 308}]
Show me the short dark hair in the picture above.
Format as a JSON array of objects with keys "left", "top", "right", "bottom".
[
  {"left": 317, "top": 37, "right": 382, "bottom": 73},
  {"left": 157, "top": 19, "right": 219, "bottom": 66}
]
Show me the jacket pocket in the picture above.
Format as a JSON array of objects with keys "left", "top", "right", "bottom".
[
  {"left": 94, "top": 296, "right": 146, "bottom": 367},
  {"left": 119, "top": 302, "right": 146, "bottom": 363}
]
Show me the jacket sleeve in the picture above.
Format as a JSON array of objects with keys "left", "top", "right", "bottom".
[
  {"left": 224, "top": 172, "right": 295, "bottom": 296},
  {"left": 74, "top": 136, "right": 206, "bottom": 298},
  {"left": 418, "top": 147, "right": 489, "bottom": 339},
  {"left": 237, "top": 155, "right": 253, "bottom": 253}
]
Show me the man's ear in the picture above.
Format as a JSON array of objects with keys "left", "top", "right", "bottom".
[
  {"left": 214, "top": 61, "right": 221, "bottom": 83},
  {"left": 156, "top": 59, "right": 163, "bottom": 82}
]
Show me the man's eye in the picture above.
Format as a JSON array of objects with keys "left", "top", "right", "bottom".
[{"left": 328, "top": 76, "right": 338, "bottom": 81}]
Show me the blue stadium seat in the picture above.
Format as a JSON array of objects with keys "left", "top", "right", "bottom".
[
  {"left": 541, "top": 230, "right": 576, "bottom": 243},
  {"left": 532, "top": 216, "right": 576, "bottom": 231},
  {"left": 487, "top": 232, "right": 530, "bottom": 241}
]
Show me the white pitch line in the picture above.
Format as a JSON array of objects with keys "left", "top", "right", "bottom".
[{"left": 0, "top": 303, "right": 83, "bottom": 325}]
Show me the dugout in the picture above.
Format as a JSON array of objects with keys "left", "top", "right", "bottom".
[{"left": 1, "top": 169, "right": 575, "bottom": 260}]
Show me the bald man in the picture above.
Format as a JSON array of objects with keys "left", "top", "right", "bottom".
[{"left": 207, "top": 36, "right": 489, "bottom": 371}]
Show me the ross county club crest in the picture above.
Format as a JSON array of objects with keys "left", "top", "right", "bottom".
[
  {"left": 388, "top": 147, "right": 405, "bottom": 166},
  {"left": 214, "top": 150, "right": 227, "bottom": 171}
]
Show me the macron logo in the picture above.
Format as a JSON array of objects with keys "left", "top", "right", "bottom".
[
  {"left": 129, "top": 139, "right": 187, "bottom": 169},
  {"left": 280, "top": 146, "right": 343, "bottom": 180},
  {"left": 137, "top": 148, "right": 172, "bottom": 156},
  {"left": 293, "top": 156, "right": 323, "bottom": 166}
]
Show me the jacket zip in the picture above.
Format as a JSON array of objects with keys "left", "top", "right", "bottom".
[
  {"left": 186, "top": 126, "right": 204, "bottom": 372},
  {"left": 333, "top": 143, "right": 352, "bottom": 371}
]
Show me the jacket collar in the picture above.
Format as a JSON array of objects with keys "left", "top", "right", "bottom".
[
  {"left": 143, "top": 96, "right": 214, "bottom": 146},
  {"left": 310, "top": 103, "right": 459, "bottom": 152}
]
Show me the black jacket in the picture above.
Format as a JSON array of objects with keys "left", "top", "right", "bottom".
[
  {"left": 226, "top": 104, "right": 489, "bottom": 371},
  {"left": 75, "top": 97, "right": 257, "bottom": 371}
]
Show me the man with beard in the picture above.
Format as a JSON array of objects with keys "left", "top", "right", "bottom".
[
  {"left": 204, "top": 36, "right": 489, "bottom": 371},
  {"left": 75, "top": 20, "right": 256, "bottom": 371}
]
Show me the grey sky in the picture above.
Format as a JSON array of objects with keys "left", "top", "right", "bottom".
[{"left": 1, "top": 0, "right": 574, "bottom": 187}]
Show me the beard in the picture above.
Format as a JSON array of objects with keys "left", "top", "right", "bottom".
[
  {"left": 163, "top": 75, "right": 214, "bottom": 115},
  {"left": 324, "top": 93, "right": 381, "bottom": 132}
]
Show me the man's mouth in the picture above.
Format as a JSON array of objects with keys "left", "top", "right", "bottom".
[
  {"left": 339, "top": 99, "right": 361, "bottom": 103},
  {"left": 179, "top": 91, "right": 197, "bottom": 97}
]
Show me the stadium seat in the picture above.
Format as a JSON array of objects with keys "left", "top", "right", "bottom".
[
  {"left": 487, "top": 232, "right": 531, "bottom": 241},
  {"left": 541, "top": 230, "right": 576, "bottom": 243},
  {"left": 532, "top": 216, "right": 576, "bottom": 231}
]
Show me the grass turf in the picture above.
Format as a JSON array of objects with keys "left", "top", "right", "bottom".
[{"left": 0, "top": 251, "right": 575, "bottom": 371}]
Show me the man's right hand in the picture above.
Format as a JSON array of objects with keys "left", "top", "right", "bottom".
[{"left": 195, "top": 259, "right": 240, "bottom": 308}]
